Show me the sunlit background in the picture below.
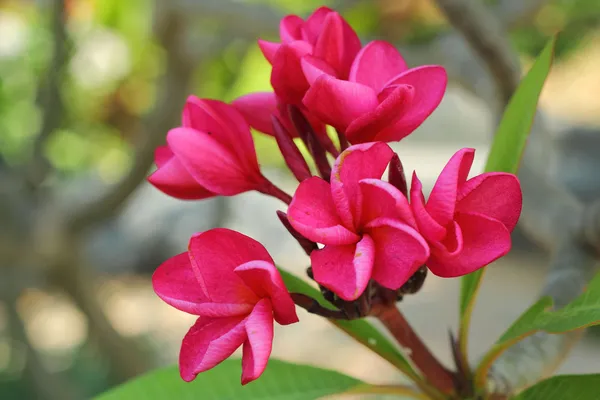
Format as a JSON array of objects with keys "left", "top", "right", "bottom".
[{"left": 1, "top": 0, "right": 600, "bottom": 399}]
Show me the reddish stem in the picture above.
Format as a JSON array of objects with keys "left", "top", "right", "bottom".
[
  {"left": 372, "top": 305, "right": 456, "bottom": 394},
  {"left": 259, "top": 179, "right": 293, "bottom": 205},
  {"left": 337, "top": 129, "right": 349, "bottom": 152}
]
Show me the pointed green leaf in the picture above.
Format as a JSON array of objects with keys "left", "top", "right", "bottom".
[
  {"left": 512, "top": 374, "right": 600, "bottom": 400},
  {"left": 279, "top": 269, "right": 420, "bottom": 380},
  {"left": 459, "top": 35, "right": 558, "bottom": 355},
  {"left": 95, "top": 359, "right": 363, "bottom": 400},
  {"left": 475, "top": 272, "right": 600, "bottom": 387}
]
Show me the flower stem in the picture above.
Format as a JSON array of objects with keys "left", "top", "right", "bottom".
[
  {"left": 259, "top": 178, "right": 293, "bottom": 205},
  {"left": 372, "top": 304, "right": 456, "bottom": 395},
  {"left": 336, "top": 129, "right": 349, "bottom": 152}
]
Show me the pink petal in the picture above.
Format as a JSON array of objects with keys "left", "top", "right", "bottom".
[
  {"left": 167, "top": 127, "right": 264, "bottom": 196},
  {"left": 302, "top": 75, "right": 378, "bottom": 133},
  {"left": 182, "top": 97, "right": 259, "bottom": 172},
  {"left": 383, "top": 65, "right": 447, "bottom": 134},
  {"left": 365, "top": 218, "right": 430, "bottom": 290},
  {"left": 179, "top": 315, "right": 247, "bottom": 382},
  {"left": 271, "top": 41, "right": 313, "bottom": 105},
  {"left": 410, "top": 172, "right": 447, "bottom": 241},
  {"left": 313, "top": 12, "right": 361, "bottom": 79},
  {"left": 349, "top": 41, "right": 408, "bottom": 92},
  {"left": 301, "top": 6, "right": 333, "bottom": 45},
  {"left": 426, "top": 148, "right": 475, "bottom": 226},
  {"left": 241, "top": 299, "right": 275, "bottom": 385},
  {"left": 301, "top": 55, "right": 337, "bottom": 85},
  {"left": 258, "top": 40, "right": 280, "bottom": 65},
  {"left": 232, "top": 92, "right": 277, "bottom": 136},
  {"left": 359, "top": 179, "right": 415, "bottom": 228},
  {"left": 345, "top": 84, "right": 415, "bottom": 144},
  {"left": 234, "top": 260, "right": 299, "bottom": 325},
  {"left": 457, "top": 173, "right": 522, "bottom": 231},
  {"left": 187, "top": 228, "right": 269, "bottom": 304},
  {"left": 427, "top": 212, "right": 511, "bottom": 277},
  {"left": 330, "top": 143, "right": 394, "bottom": 229},
  {"left": 148, "top": 155, "right": 215, "bottom": 200},
  {"left": 311, "top": 235, "right": 375, "bottom": 301},
  {"left": 152, "top": 253, "right": 254, "bottom": 317},
  {"left": 280, "top": 15, "right": 303, "bottom": 43},
  {"left": 155, "top": 145, "right": 173, "bottom": 168},
  {"left": 288, "top": 177, "right": 360, "bottom": 245}
]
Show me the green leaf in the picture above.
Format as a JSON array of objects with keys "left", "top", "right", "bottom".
[
  {"left": 278, "top": 269, "right": 420, "bottom": 380},
  {"left": 458, "top": 35, "right": 558, "bottom": 355},
  {"left": 95, "top": 359, "right": 363, "bottom": 400},
  {"left": 475, "top": 272, "right": 600, "bottom": 387},
  {"left": 512, "top": 374, "right": 600, "bottom": 400}
]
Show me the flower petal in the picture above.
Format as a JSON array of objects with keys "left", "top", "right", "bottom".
[
  {"left": 427, "top": 212, "right": 511, "bottom": 277},
  {"left": 148, "top": 155, "right": 215, "bottom": 200},
  {"left": 232, "top": 92, "right": 278, "bottom": 136},
  {"left": 311, "top": 235, "right": 375, "bottom": 301},
  {"left": 383, "top": 65, "right": 447, "bottom": 134},
  {"left": 365, "top": 218, "right": 430, "bottom": 290},
  {"left": 345, "top": 84, "right": 415, "bottom": 144},
  {"left": 258, "top": 40, "right": 280, "bottom": 64},
  {"left": 349, "top": 41, "right": 408, "bottom": 92},
  {"left": 330, "top": 142, "right": 394, "bottom": 229},
  {"left": 313, "top": 12, "right": 361, "bottom": 79},
  {"left": 410, "top": 172, "right": 447, "bottom": 241},
  {"left": 301, "top": 6, "right": 333, "bottom": 45},
  {"left": 302, "top": 75, "right": 378, "bottom": 133},
  {"left": 271, "top": 41, "right": 313, "bottom": 105},
  {"left": 234, "top": 260, "right": 299, "bottom": 325},
  {"left": 152, "top": 253, "right": 254, "bottom": 317},
  {"left": 301, "top": 55, "right": 337, "bottom": 85},
  {"left": 426, "top": 148, "right": 475, "bottom": 226},
  {"left": 188, "top": 228, "right": 269, "bottom": 304},
  {"left": 280, "top": 15, "right": 303, "bottom": 43},
  {"left": 155, "top": 145, "right": 173, "bottom": 168},
  {"left": 179, "top": 315, "right": 247, "bottom": 382},
  {"left": 359, "top": 179, "right": 415, "bottom": 228},
  {"left": 241, "top": 299, "right": 275, "bottom": 385},
  {"left": 167, "top": 127, "right": 264, "bottom": 195},
  {"left": 457, "top": 173, "right": 522, "bottom": 231},
  {"left": 288, "top": 177, "right": 360, "bottom": 245}
]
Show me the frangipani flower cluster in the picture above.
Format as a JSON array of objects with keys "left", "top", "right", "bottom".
[{"left": 149, "top": 6, "right": 522, "bottom": 386}]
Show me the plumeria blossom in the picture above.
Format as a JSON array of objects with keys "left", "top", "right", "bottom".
[
  {"left": 259, "top": 6, "right": 361, "bottom": 105},
  {"left": 411, "top": 148, "right": 522, "bottom": 277},
  {"left": 152, "top": 228, "right": 298, "bottom": 384},
  {"left": 148, "top": 96, "right": 278, "bottom": 200},
  {"left": 302, "top": 40, "right": 447, "bottom": 144},
  {"left": 287, "top": 143, "right": 430, "bottom": 301}
]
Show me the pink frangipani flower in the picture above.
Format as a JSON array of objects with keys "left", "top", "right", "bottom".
[
  {"left": 302, "top": 40, "right": 447, "bottom": 144},
  {"left": 259, "top": 6, "right": 361, "bottom": 105},
  {"left": 152, "top": 228, "right": 298, "bottom": 384},
  {"left": 410, "top": 148, "right": 522, "bottom": 277},
  {"left": 148, "top": 96, "right": 272, "bottom": 200},
  {"left": 287, "top": 142, "right": 430, "bottom": 301}
]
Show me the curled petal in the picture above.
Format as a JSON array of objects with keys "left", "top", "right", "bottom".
[
  {"left": 426, "top": 148, "right": 475, "bottom": 226},
  {"left": 427, "top": 212, "right": 511, "bottom": 277},
  {"left": 234, "top": 260, "right": 299, "bottom": 325},
  {"left": 311, "top": 235, "right": 375, "bottom": 301},
  {"left": 365, "top": 218, "right": 430, "bottom": 290},
  {"left": 359, "top": 179, "right": 415, "bottom": 228},
  {"left": 288, "top": 177, "right": 360, "bottom": 245},
  {"left": 301, "top": 6, "right": 333, "bottom": 44},
  {"left": 241, "top": 299, "right": 275, "bottom": 385},
  {"left": 457, "top": 172, "right": 522, "bottom": 231},
  {"left": 148, "top": 155, "right": 215, "bottom": 200},
  {"left": 179, "top": 315, "right": 247, "bottom": 382},
  {"left": 188, "top": 228, "right": 270, "bottom": 304},
  {"left": 280, "top": 15, "right": 303, "bottom": 43},
  {"left": 271, "top": 42, "right": 313, "bottom": 105},
  {"left": 152, "top": 253, "right": 253, "bottom": 317},
  {"left": 258, "top": 40, "right": 280, "bottom": 64},
  {"left": 167, "top": 128, "right": 264, "bottom": 196},
  {"left": 382, "top": 65, "right": 447, "bottom": 135},
  {"left": 313, "top": 12, "right": 361, "bottom": 79},
  {"left": 301, "top": 55, "right": 337, "bottom": 85},
  {"left": 349, "top": 41, "right": 408, "bottom": 92},
  {"left": 330, "top": 142, "right": 394, "bottom": 229},
  {"left": 232, "top": 92, "right": 278, "bottom": 136},
  {"left": 410, "top": 173, "right": 447, "bottom": 241},
  {"left": 303, "top": 75, "right": 378, "bottom": 133}
]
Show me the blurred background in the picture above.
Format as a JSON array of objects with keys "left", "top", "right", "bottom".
[{"left": 1, "top": 0, "right": 600, "bottom": 399}]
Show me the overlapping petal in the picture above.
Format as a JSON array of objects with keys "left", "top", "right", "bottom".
[
  {"left": 241, "top": 299, "right": 275, "bottom": 385},
  {"left": 349, "top": 41, "right": 408, "bottom": 92},
  {"left": 313, "top": 12, "right": 361, "bottom": 79},
  {"left": 271, "top": 42, "right": 313, "bottom": 105}
]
